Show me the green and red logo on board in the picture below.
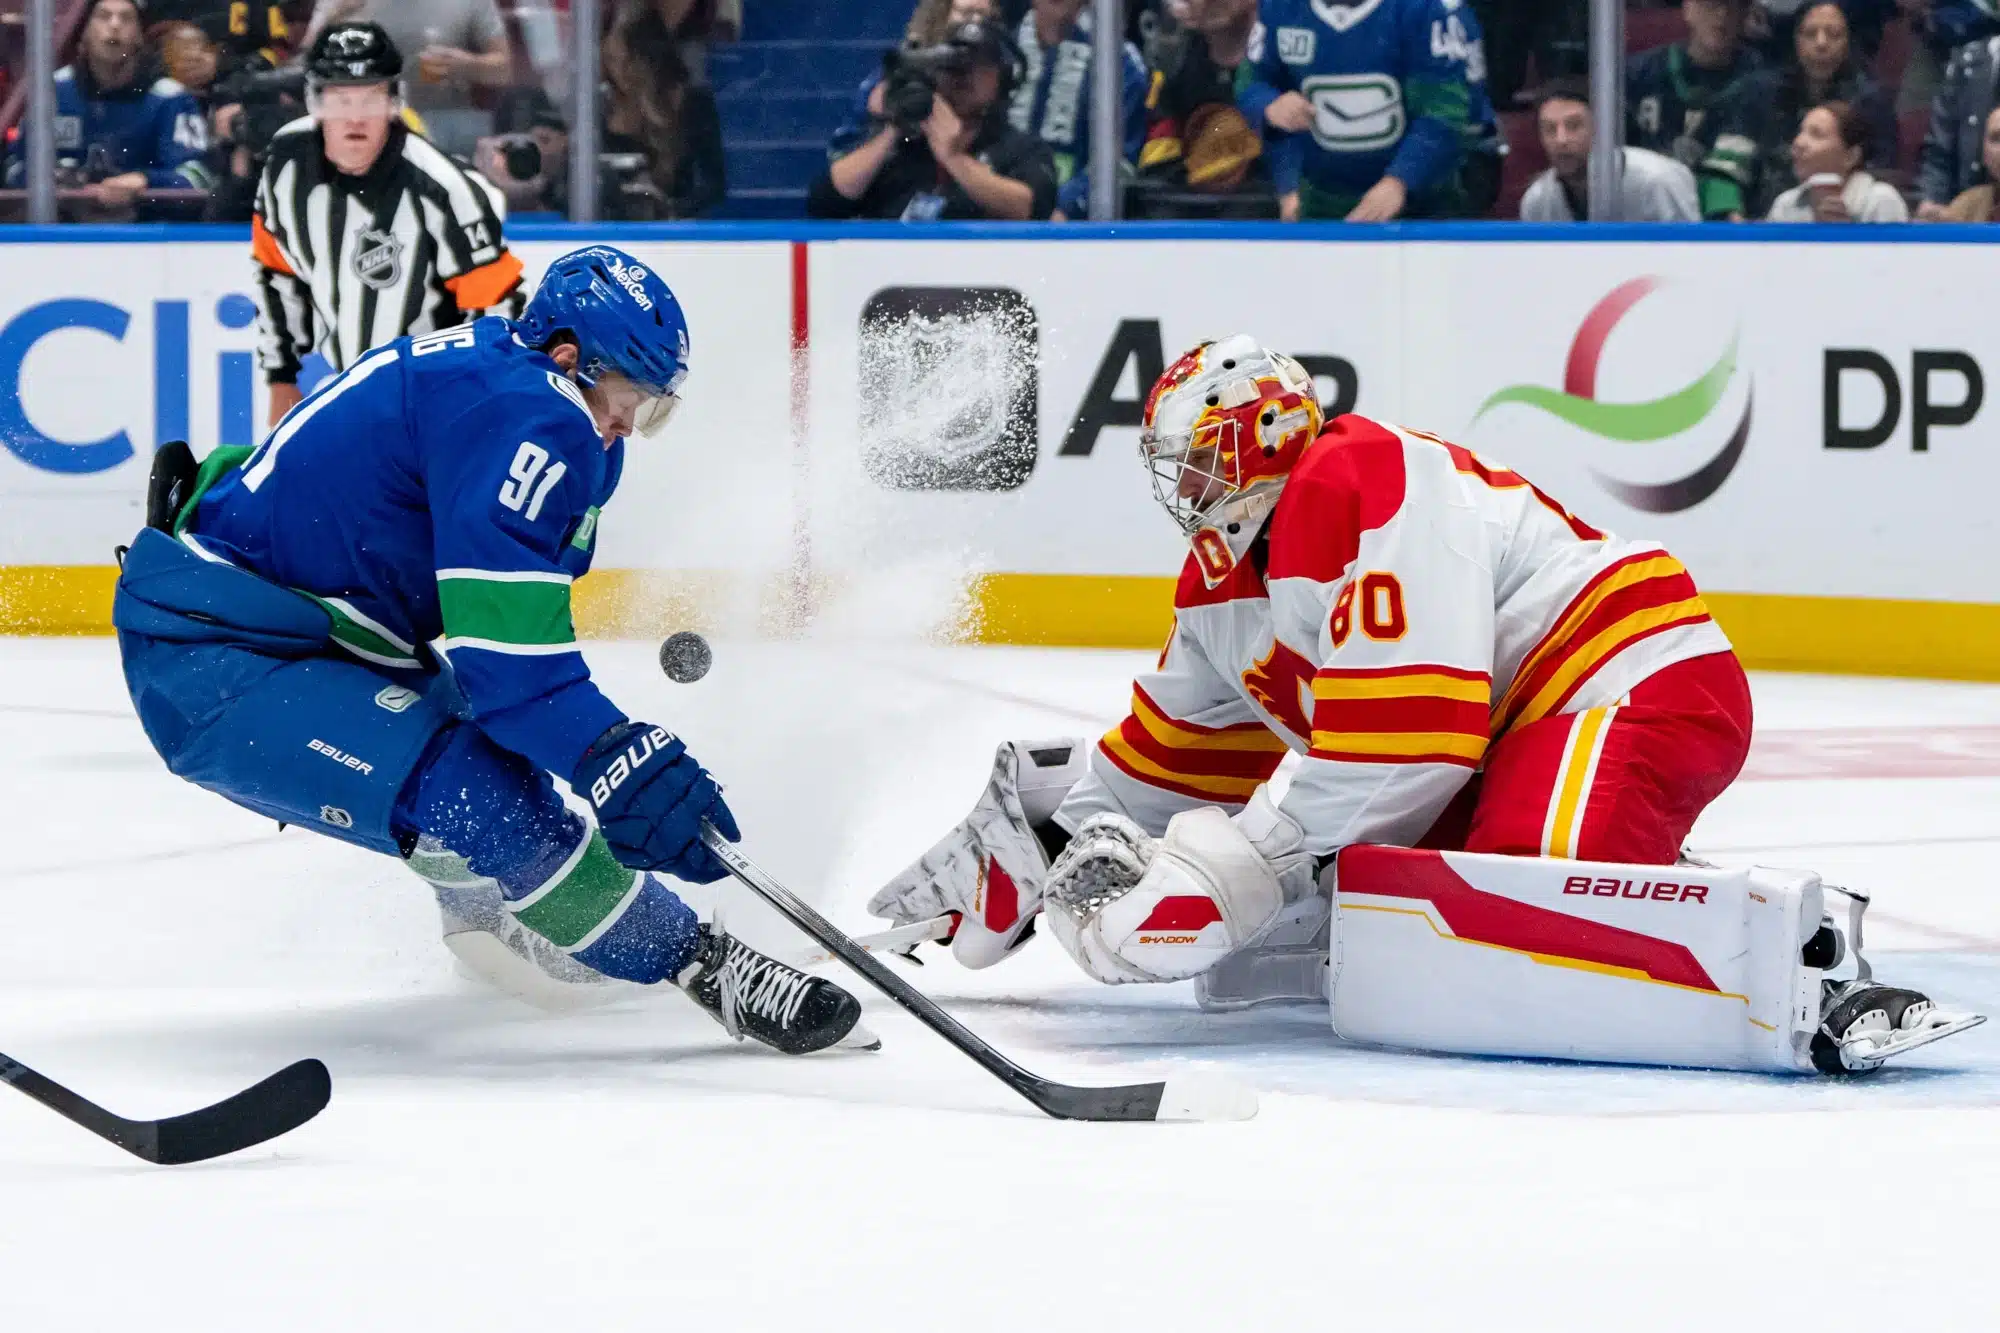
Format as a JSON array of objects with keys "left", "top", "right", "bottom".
[{"left": 1472, "top": 276, "right": 1751, "bottom": 514}]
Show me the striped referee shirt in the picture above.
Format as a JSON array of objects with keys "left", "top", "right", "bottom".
[{"left": 251, "top": 116, "right": 525, "bottom": 383}]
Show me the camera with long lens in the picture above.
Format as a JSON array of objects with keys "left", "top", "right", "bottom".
[
  {"left": 881, "top": 41, "right": 964, "bottom": 138},
  {"left": 212, "top": 58, "right": 309, "bottom": 163},
  {"left": 491, "top": 133, "right": 543, "bottom": 183}
]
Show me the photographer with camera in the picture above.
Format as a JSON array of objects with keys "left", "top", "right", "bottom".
[
  {"left": 477, "top": 86, "right": 569, "bottom": 215},
  {"left": 253, "top": 22, "right": 522, "bottom": 426},
  {"left": 204, "top": 50, "right": 308, "bottom": 221},
  {"left": 808, "top": 17, "right": 1057, "bottom": 222}
]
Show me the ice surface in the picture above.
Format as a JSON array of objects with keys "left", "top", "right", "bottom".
[{"left": 3, "top": 638, "right": 1998, "bottom": 1330}]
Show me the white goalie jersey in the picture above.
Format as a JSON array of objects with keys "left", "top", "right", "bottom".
[{"left": 1054, "top": 416, "right": 1733, "bottom": 855}]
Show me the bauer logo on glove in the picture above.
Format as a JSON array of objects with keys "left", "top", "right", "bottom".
[{"left": 585, "top": 724, "right": 677, "bottom": 808}]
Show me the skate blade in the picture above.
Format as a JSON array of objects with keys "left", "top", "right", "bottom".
[{"left": 1841, "top": 1010, "right": 1987, "bottom": 1070}]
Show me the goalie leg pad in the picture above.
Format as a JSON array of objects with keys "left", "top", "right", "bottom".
[
  {"left": 1046, "top": 805, "right": 1288, "bottom": 985},
  {"left": 1330, "top": 845, "right": 1827, "bottom": 1073}
]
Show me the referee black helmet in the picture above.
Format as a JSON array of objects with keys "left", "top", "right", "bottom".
[{"left": 307, "top": 21, "right": 404, "bottom": 89}]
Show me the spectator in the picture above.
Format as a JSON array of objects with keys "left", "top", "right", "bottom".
[
  {"left": 1519, "top": 79, "right": 1699, "bottom": 220},
  {"left": 253, "top": 23, "right": 522, "bottom": 424},
  {"left": 847, "top": 0, "right": 995, "bottom": 144},
  {"left": 203, "top": 46, "right": 310, "bottom": 222},
  {"left": 908, "top": 0, "right": 995, "bottom": 43},
  {"left": 152, "top": 21, "right": 221, "bottom": 109},
  {"left": 1123, "top": 0, "right": 1276, "bottom": 217},
  {"left": 808, "top": 17, "right": 1057, "bottom": 220},
  {"left": 146, "top": 0, "right": 293, "bottom": 70},
  {"left": 1242, "top": 0, "right": 1477, "bottom": 221},
  {"left": 1008, "top": 0, "right": 1148, "bottom": 217},
  {"left": 4, "top": 0, "right": 213, "bottom": 219},
  {"left": 477, "top": 86, "right": 570, "bottom": 215},
  {"left": 1939, "top": 102, "right": 2000, "bottom": 216},
  {"left": 1627, "top": 0, "right": 1762, "bottom": 169},
  {"left": 1700, "top": 1, "right": 1894, "bottom": 218},
  {"left": 1916, "top": 33, "right": 2000, "bottom": 217},
  {"left": 601, "top": 2, "right": 727, "bottom": 218},
  {"left": 1765, "top": 98, "right": 1909, "bottom": 217},
  {"left": 301, "top": 0, "right": 509, "bottom": 158}
]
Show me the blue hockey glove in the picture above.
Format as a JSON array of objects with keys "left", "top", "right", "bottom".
[{"left": 574, "top": 722, "right": 739, "bottom": 882}]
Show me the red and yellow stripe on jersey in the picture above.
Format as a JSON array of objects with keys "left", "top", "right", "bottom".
[
  {"left": 1098, "top": 682, "right": 1290, "bottom": 804},
  {"left": 1309, "top": 664, "right": 1493, "bottom": 768},
  {"left": 1494, "top": 551, "right": 1714, "bottom": 734}
]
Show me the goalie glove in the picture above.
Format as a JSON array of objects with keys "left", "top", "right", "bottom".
[
  {"left": 1044, "top": 787, "right": 1316, "bottom": 985},
  {"left": 866, "top": 739, "right": 1090, "bottom": 968}
]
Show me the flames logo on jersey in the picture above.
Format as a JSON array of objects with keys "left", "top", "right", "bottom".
[{"left": 1241, "top": 638, "right": 1316, "bottom": 743}]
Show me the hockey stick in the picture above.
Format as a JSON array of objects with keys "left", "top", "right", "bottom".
[
  {"left": 778, "top": 913, "right": 954, "bottom": 970},
  {"left": 701, "top": 826, "right": 1256, "bottom": 1122},
  {"left": 0, "top": 1054, "right": 331, "bottom": 1165}
]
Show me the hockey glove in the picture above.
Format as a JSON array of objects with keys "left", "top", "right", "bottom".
[
  {"left": 574, "top": 722, "right": 739, "bottom": 883},
  {"left": 867, "top": 738, "right": 1089, "bottom": 969}
]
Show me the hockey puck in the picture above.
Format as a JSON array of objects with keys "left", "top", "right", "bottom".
[{"left": 659, "top": 630, "right": 713, "bottom": 683}]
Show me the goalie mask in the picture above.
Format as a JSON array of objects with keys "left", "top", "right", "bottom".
[{"left": 1139, "top": 335, "right": 1322, "bottom": 586}]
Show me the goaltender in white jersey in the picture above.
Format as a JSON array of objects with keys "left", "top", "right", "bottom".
[{"left": 872, "top": 335, "right": 1982, "bottom": 1076}]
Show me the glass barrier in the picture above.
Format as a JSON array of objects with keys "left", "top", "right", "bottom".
[{"left": 0, "top": 0, "right": 1969, "bottom": 227}]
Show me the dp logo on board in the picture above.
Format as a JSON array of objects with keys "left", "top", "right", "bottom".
[{"left": 1471, "top": 276, "right": 1751, "bottom": 513}]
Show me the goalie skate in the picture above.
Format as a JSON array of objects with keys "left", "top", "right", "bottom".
[{"left": 1811, "top": 982, "right": 1987, "bottom": 1075}]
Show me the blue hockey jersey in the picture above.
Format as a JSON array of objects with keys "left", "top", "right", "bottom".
[
  {"left": 4, "top": 62, "right": 210, "bottom": 190},
  {"left": 188, "top": 317, "right": 628, "bottom": 781},
  {"left": 1006, "top": 7, "right": 1148, "bottom": 216},
  {"left": 1240, "top": 0, "right": 1475, "bottom": 217}
]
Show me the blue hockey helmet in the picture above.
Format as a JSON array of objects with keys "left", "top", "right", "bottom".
[{"left": 517, "top": 245, "right": 690, "bottom": 436}]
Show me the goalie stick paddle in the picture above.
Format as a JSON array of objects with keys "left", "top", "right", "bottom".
[
  {"left": 0, "top": 1053, "right": 331, "bottom": 1165},
  {"left": 701, "top": 826, "right": 1257, "bottom": 1123}
]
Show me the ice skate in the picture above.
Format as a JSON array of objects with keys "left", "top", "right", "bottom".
[
  {"left": 1811, "top": 981, "right": 1987, "bottom": 1075},
  {"left": 676, "top": 925, "right": 868, "bottom": 1055}
]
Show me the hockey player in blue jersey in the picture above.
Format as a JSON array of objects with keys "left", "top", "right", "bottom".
[
  {"left": 111, "top": 245, "right": 864, "bottom": 1056},
  {"left": 1239, "top": 0, "right": 1477, "bottom": 220}
]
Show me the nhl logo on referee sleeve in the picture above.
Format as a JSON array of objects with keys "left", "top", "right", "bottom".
[{"left": 353, "top": 228, "right": 405, "bottom": 290}]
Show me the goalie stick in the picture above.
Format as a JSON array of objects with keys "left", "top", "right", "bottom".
[
  {"left": 701, "top": 826, "right": 1256, "bottom": 1123},
  {"left": 0, "top": 1053, "right": 330, "bottom": 1165}
]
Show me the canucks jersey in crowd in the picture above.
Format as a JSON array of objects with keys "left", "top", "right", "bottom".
[
  {"left": 4, "top": 60, "right": 209, "bottom": 190},
  {"left": 1240, "top": 0, "right": 1476, "bottom": 218},
  {"left": 1007, "top": 6, "right": 1148, "bottom": 216},
  {"left": 1625, "top": 41, "right": 1761, "bottom": 169}
]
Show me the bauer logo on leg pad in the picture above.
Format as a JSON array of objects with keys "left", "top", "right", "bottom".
[
  {"left": 374, "top": 685, "right": 420, "bottom": 713},
  {"left": 1562, "top": 876, "right": 1710, "bottom": 903}
]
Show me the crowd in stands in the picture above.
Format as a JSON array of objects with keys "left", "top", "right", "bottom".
[{"left": 7, "top": 0, "right": 2000, "bottom": 223}]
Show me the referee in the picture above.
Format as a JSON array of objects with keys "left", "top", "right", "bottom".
[{"left": 252, "top": 22, "right": 524, "bottom": 427}]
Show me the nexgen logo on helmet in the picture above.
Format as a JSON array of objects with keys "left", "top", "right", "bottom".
[
  {"left": 1140, "top": 334, "right": 1323, "bottom": 586},
  {"left": 604, "top": 256, "right": 655, "bottom": 311}
]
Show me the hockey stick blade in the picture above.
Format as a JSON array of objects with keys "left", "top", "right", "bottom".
[
  {"left": 0, "top": 1054, "right": 331, "bottom": 1165},
  {"left": 701, "top": 827, "right": 1256, "bottom": 1123},
  {"left": 779, "top": 914, "right": 954, "bottom": 970}
]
